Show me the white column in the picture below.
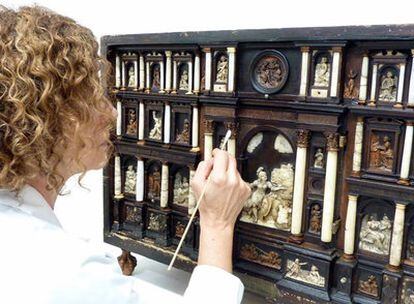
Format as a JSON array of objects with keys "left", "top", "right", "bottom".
[
  {"left": 159, "top": 60, "right": 165, "bottom": 93},
  {"left": 227, "top": 47, "right": 236, "bottom": 92},
  {"left": 160, "top": 163, "right": 169, "bottom": 208},
  {"left": 330, "top": 48, "right": 342, "bottom": 98},
  {"left": 399, "top": 122, "right": 413, "bottom": 184},
  {"left": 121, "top": 59, "right": 126, "bottom": 89},
  {"left": 344, "top": 194, "right": 358, "bottom": 256},
  {"left": 408, "top": 50, "right": 414, "bottom": 107},
  {"left": 359, "top": 54, "right": 369, "bottom": 103},
  {"left": 114, "top": 155, "right": 122, "bottom": 197},
  {"left": 172, "top": 60, "right": 177, "bottom": 94},
  {"left": 395, "top": 63, "right": 406, "bottom": 107},
  {"left": 165, "top": 51, "right": 172, "bottom": 93},
  {"left": 133, "top": 58, "right": 138, "bottom": 90},
  {"left": 369, "top": 64, "right": 378, "bottom": 105},
  {"left": 186, "top": 61, "right": 193, "bottom": 94},
  {"left": 290, "top": 130, "right": 309, "bottom": 236},
  {"left": 194, "top": 53, "right": 201, "bottom": 93},
  {"left": 191, "top": 106, "right": 199, "bottom": 148},
  {"left": 299, "top": 47, "right": 310, "bottom": 96},
  {"left": 204, "top": 48, "right": 212, "bottom": 92},
  {"left": 188, "top": 167, "right": 196, "bottom": 215},
  {"left": 136, "top": 158, "right": 144, "bottom": 201},
  {"left": 352, "top": 117, "right": 364, "bottom": 176},
  {"left": 139, "top": 55, "right": 145, "bottom": 91},
  {"left": 138, "top": 101, "right": 144, "bottom": 141},
  {"left": 116, "top": 100, "right": 122, "bottom": 137},
  {"left": 164, "top": 103, "right": 171, "bottom": 144},
  {"left": 204, "top": 120, "right": 214, "bottom": 161},
  {"left": 115, "top": 54, "right": 121, "bottom": 88},
  {"left": 321, "top": 133, "right": 339, "bottom": 243},
  {"left": 389, "top": 203, "right": 406, "bottom": 267},
  {"left": 145, "top": 61, "right": 150, "bottom": 93}
]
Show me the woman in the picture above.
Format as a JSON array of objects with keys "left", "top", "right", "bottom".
[{"left": 0, "top": 5, "right": 251, "bottom": 304}]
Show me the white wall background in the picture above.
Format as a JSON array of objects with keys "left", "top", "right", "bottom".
[{"left": 2, "top": 0, "right": 414, "bottom": 244}]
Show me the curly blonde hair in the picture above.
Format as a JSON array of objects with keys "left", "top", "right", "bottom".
[{"left": 0, "top": 5, "right": 114, "bottom": 193}]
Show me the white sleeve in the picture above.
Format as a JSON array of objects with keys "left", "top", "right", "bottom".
[{"left": 183, "top": 265, "right": 244, "bottom": 304}]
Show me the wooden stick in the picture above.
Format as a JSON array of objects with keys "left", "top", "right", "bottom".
[{"left": 168, "top": 130, "right": 232, "bottom": 271}]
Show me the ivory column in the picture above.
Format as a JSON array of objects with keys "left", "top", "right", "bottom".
[
  {"left": 204, "top": 120, "right": 214, "bottom": 161},
  {"left": 290, "top": 130, "right": 310, "bottom": 237},
  {"left": 188, "top": 167, "right": 196, "bottom": 215},
  {"left": 115, "top": 54, "right": 121, "bottom": 88},
  {"left": 139, "top": 54, "right": 145, "bottom": 91},
  {"left": 145, "top": 61, "right": 151, "bottom": 93},
  {"left": 330, "top": 47, "right": 342, "bottom": 98},
  {"left": 121, "top": 58, "right": 126, "bottom": 89},
  {"left": 368, "top": 64, "right": 378, "bottom": 106},
  {"left": 343, "top": 194, "right": 358, "bottom": 257},
  {"left": 226, "top": 122, "right": 237, "bottom": 157},
  {"left": 204, "top": 48, "right": 212, "bottom": 92},
  {"left": 395, "top": 63, "right": 406, "bottom": 108},
  {"left": 165, "top": 51, "right": 172, "bottom": 93},
  {"left": 116, "top": 100, "right": 122, "bottom": 137},
  {"left": 389, "top": 203, "right": 406, "bottom": 268},
  {"left": 321, "top": 133, "right": 339, "bottom": 243},
  {"left": 408, "top": 50, "right": 414, "bottom": 107},
  {"left": 399, "top": 122, "right": 414, "bottom": 184},
  {"left": 159, "top": 60, "right": 165, "bottom": 93},
  {"left": 227, "top": 47, "right": 236, "bottom": 92},
  {"left": 358, "top": 53, "right": 369, "bottom": 103},
  {"left": 191, "top": 106, "right": 199, "bottom": 149},
  {"left": 172, "top": 60, "right": 177, "bottom": 94},
  {"left": 133, "top": 57, "right": 139, "bottom": 90},
  {"left": 136, "top": 158, "right": 144, "bottom": 202},
  {"left": 186, "top": 61, "right": 193, "bottom": 94},
  {"left": 351, "top": 117, "right": 364, "bottom": 176},
  {"left": 114, "top": 154, "right": 122, "bottom": 198},
  {"left": 160, "top": 162, "right": 169, "bottom": 208},
  {"left": 299, "top": 47, "right": 310, "bottom": 96},
  {"left": 194, "top": 53, "right": 201, "bottom": 94},
  {"left": 138, "top": 102, "right": 144, "bottom": 141},
  {"left": 164, "top": 102, "right": 171, "bottom": 144}
]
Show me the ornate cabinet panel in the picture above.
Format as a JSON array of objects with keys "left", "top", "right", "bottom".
[{"left": 102, "top": 25, "right": 414, "bottom": 303}]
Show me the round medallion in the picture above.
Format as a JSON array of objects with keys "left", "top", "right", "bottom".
[{"left": 250, "top": 50, "right": 289, "bottom": 94}]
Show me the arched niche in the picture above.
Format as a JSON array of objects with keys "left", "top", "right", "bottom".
[{"left": 239, "top": 127, "right": 295, "bottom": 231}]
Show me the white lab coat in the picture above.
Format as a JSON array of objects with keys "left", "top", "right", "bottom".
[{"left": 0, "top": 185, "right": 244, "bottom": 304}]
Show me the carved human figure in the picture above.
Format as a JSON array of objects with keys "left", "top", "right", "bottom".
[
  {"left": 124, "top": 165, "right": 136, "bottom": 194},
  {"left": 216, "top": 55, "right": 228, "bottom": 83},
  {"left": 381, "top": 136, "right": 394, "bottom": 171},
  {"left": 128, "top": 66, "right": 135, "bottom": 87},
  {"left": 243, "top": 167, "right": 272, "bottom": 223},
  {"left": 287, "top": 258, "right": 307, "bottom": 278},
  {"left": 309, "top": 204, "right": 322, "bottom": 233},
  {"left": 149, "top": 111, "right": 162, "bottom": 140},
  {"left": 179, "top": 69, "right": 189, "bottom": 90},
  {"left": 344, "top": 69, "right": 358, "bottom": 98},
  {"left": 257, "top": 58, "right": 283, "bottom": 88},
  {"left": 369, "top": 134, "right": 394, "bottom": 172},
  {"left": 309, "top": 265, "right": 322, "bottom": 285},
  {"left": 126, "top": 109, "right": 137, "bottom": 136},
  {"left": 359, "top": 214, "right": 392, "bottom": 255},
  {"left": 313, "top": 148, "right": 324, "bottom": 169},
  {"left": 359, "top": 275, "right": 378, "bottom": 296},
  {"left": 148, "top": 167, "right": 161, "bottom": 199},
  {"left": 173, "top": 172, "right": 189, "bottom": 206},
  {"left": 276, "top": 200, "right": 292, "bottom": 229},
  {"left": 176, "top": 118, "right": 190, "bottom": 143},
  {"left": 314, "top": 56, "right": 330, "bottom": 87},
  {"left": 152, "top": 65, "right": 160, "bottom": 90},
  {"left": 379, "top": 70, "right": 397, "bottom": 102}
]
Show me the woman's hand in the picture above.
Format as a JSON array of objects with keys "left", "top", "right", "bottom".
[{"left": 191, "top": 149, "right": 251, "bottom": 273}]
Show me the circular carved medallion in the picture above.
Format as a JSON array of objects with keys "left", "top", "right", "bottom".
[{"left": 250, "top": 50, "right": 289, "bottom": 94}]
